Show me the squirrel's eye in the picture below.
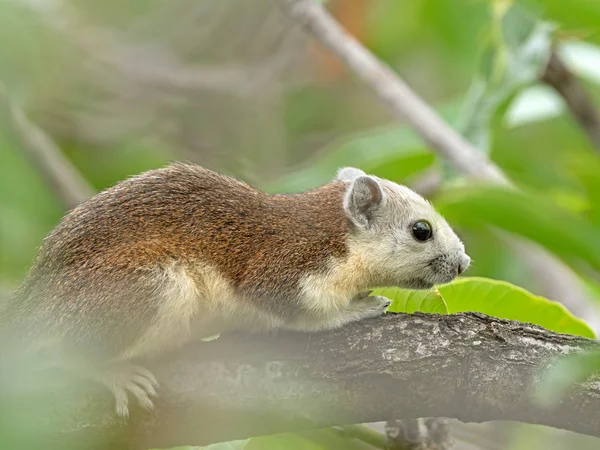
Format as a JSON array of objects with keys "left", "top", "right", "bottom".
[{"left": 412, "top": 220, "right": 432, "bottom": 242}]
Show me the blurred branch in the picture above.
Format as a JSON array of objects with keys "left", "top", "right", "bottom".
[
  {"left": 67, "top": 27, "right": 288, "bottom": 97},
  {"left": 384, "top": 418, "right": 453, "bottom": 450},
  {"left": 408, "top": 169, "right": 443, "bottom": 198},
  {"left": 424, "top": 418, "right": 453, "bottom": 450},
  {"left": 40, "top": 4, "right": 296, "bottom": 98},
  {"left": 541, "top": 51, "right": 600, "bottom": 152},
  {"left": 385, "top": 419, "right": 420, "bottom": 450},
  {"left": 277, "top": 0, "right": 507, "bottom": 184},
  {"left": 276, "top": 0, "right": 600, "bottom": 332},
  {"left": 9, "top": 312, "right": 600, "bottom": 450},
  {"left": 0, "top": 87, "right": 95, "bottom": 210},
  {"left": 22, "top": 1, "right": 304, "bottom": 174}
]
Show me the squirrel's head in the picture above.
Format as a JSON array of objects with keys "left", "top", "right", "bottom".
[{"left": 336, "top": 167, "right": 470, "bottom": 290}]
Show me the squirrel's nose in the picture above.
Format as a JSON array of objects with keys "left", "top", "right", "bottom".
[{"left": 457, "top": 255, "right": 471, "bottom": 275}]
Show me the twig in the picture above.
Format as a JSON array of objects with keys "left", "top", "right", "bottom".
[
  {"left": 384, "top": 418, "right": 453, "bottom": 450},
  {"left": 424, "top": 418, "right": 453, "bottom": 450},
  {"left": 277, "top": 0, "right": 507, "bottom": 184},
  {"left": 3, "top": 312, "right": 600, "bottom": 450},
  {"left": 0, "top": 87, "right": 95, "bottom": 210},
  {"left": 541, "top": 51, "right": 600, "bottom": 152},
  {"left": 37, "top": 3, "right": 295, "bottom": 98},
  {"left": 408, "top": 168, "right": 443, "bottom": 199},
  {"left": 276, "top": 0, "right": 600, "bottom": 333},
  {"left": 385, "top": 419, "right": 419, "bottom": 450}
]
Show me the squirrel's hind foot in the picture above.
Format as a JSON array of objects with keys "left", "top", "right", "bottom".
[{"left": 95, "top": 364, "right": 159, "bottom": 418}]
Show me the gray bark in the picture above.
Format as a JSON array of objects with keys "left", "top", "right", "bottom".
[{"left": 2, "top": 312, "right": 600, "bottom": 450}]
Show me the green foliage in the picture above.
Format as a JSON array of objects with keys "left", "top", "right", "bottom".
[
  {"left": 524, "top": 0, "right": 600, "bottom": 44},
  {"left": 266, "top": 126, "right": 432, "bottom": 194},
  {"left": 266, "top": 100, "right": 461, "bottom": 194},
  {"left": 435, "top": 185, "right": 600, "bottom": 275},
  {"left": 2, "top": 0, "right": 600, "bottom": 448},
  {"left": 188, "top": 426, "right": 383, "bottom": 450},
  {"left": 535, "top": 348, "right": 600, "bottom": 408},
  {"left": 457, "top": 2, "right": 555, "bottom": 153},
  {"left": 0, "top": 2, "right": 69, "bottom": 101},
  {"left": 559, "top": 40, "right": 600, "bottom": 86},
  {"left": 245, "top": 431, "right": 343, "bottom": 450},
  {"left": 442, "top": 278, "right": 595, "bottom": 338},
  {"left": 189, "top": 275, "right": 595, "bottom": 450},
  {"left": 375, "top": 277, "right": 595, "bottom": 338},
  {"left": 374, "top": 288, "right": 448, "bottom": 314},
  {"left": 0, "top": 134, "right": 62, "bottom": 283},
  {"left": 199, "top": 439, "right": 250, "bottom": 450}
]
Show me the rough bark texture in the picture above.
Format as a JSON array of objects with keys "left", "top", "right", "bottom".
[{"left": 3, "top": 312, "right": 600, "bottom": 450}]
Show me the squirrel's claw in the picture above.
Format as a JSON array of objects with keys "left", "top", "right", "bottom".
[{"left": 96, "top": 364, "right": 159, "bottom": 418}]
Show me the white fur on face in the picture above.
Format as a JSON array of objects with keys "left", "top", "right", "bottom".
[{"left": 340, "top": 170, "right": 470, "bottom": 290}]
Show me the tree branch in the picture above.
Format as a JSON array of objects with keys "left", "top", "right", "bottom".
[
  {"left": 276, "top": 0, "right": 507, "bottom": 184},
  {"left": 275, "top": 0, "right": 600, "bottom": 332},
  {"left": 6, "top": 313, "right": 600, "bottom": 450},
  {"left": 541, "top": 51, "right": 600, "bottom": 153},
  {"left": 0, "top": 86, "right": 95, "bottom": 210}
]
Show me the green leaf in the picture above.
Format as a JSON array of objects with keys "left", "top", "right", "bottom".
[
  {"left": 193, "top": 439, "right": 249, "bottom": 450},
  {"left": 523, "top": 0, "right": 600, "bottom": 45},
  {"left": 334, "top": 425, "right": 386, "bottom": 449},
  {"left": 362, "top": 151, "right": 435, "bottom": 184},
  {"left": 373, "top": 277, "right": 594, "bottom": 338},
  {"left": 504, "top": 85, "right": 565, "bottom": 127},
  {"left": 434, "top": 185, "right": 600, "bottom": 275},
  {"left": 200, "top": 334, "right": 221, "bottom": 342},
  {"left": 266, "top": 125, "right": 431, "bottom": 194},
  {"left": 244, "top": 428, "right": 372, "bottom": 450},
  {"left": 439, "top": 277, "right": 595, "bottom": 338},
  {"left": 457, "top": 3, "right": 555, "bottom": 153},
  {"left": 567, "top": 156, "right": 600, "bottom": 228},
  {"left": 372, "top": 287, "right": 449, "bottom": 314},
  {"left": 559, "top": 40, "right": 600, "bottom": 86},
  {"left": 266, "top": 100, "right": 462, "bottom": 194},
  {"left": 246, "top": 434, "right": 319, "bottom": 450}
]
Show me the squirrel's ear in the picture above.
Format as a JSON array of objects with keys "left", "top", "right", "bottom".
[
  {"left": 343, "top": 176, "right": 386, "bottom": 228},
  {"left": 336, "top": 167, "right": 366, "bottom": 182}
]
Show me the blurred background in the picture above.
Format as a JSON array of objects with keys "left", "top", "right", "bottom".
[{"left": 2, "top": 0, "right": 600, "bottom": 448}]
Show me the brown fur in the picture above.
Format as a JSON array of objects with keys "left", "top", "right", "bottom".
[
  {"left": 1, "top": 163, "right": 471, "bottom": 418},
  {"left": 3, "top": 163, "right": 351, "bottom": 358}
]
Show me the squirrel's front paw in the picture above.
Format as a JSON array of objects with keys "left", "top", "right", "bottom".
[
  {"left": 353, "top": 295, "right": 392, "bottom": 319},
  {"left": 96, "top": 364, "right": 159, "bottom": 418}
]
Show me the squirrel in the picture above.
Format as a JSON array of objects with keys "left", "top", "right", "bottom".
[{"left": 0, "top": 163, "right": 470, "bottom": 417}]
